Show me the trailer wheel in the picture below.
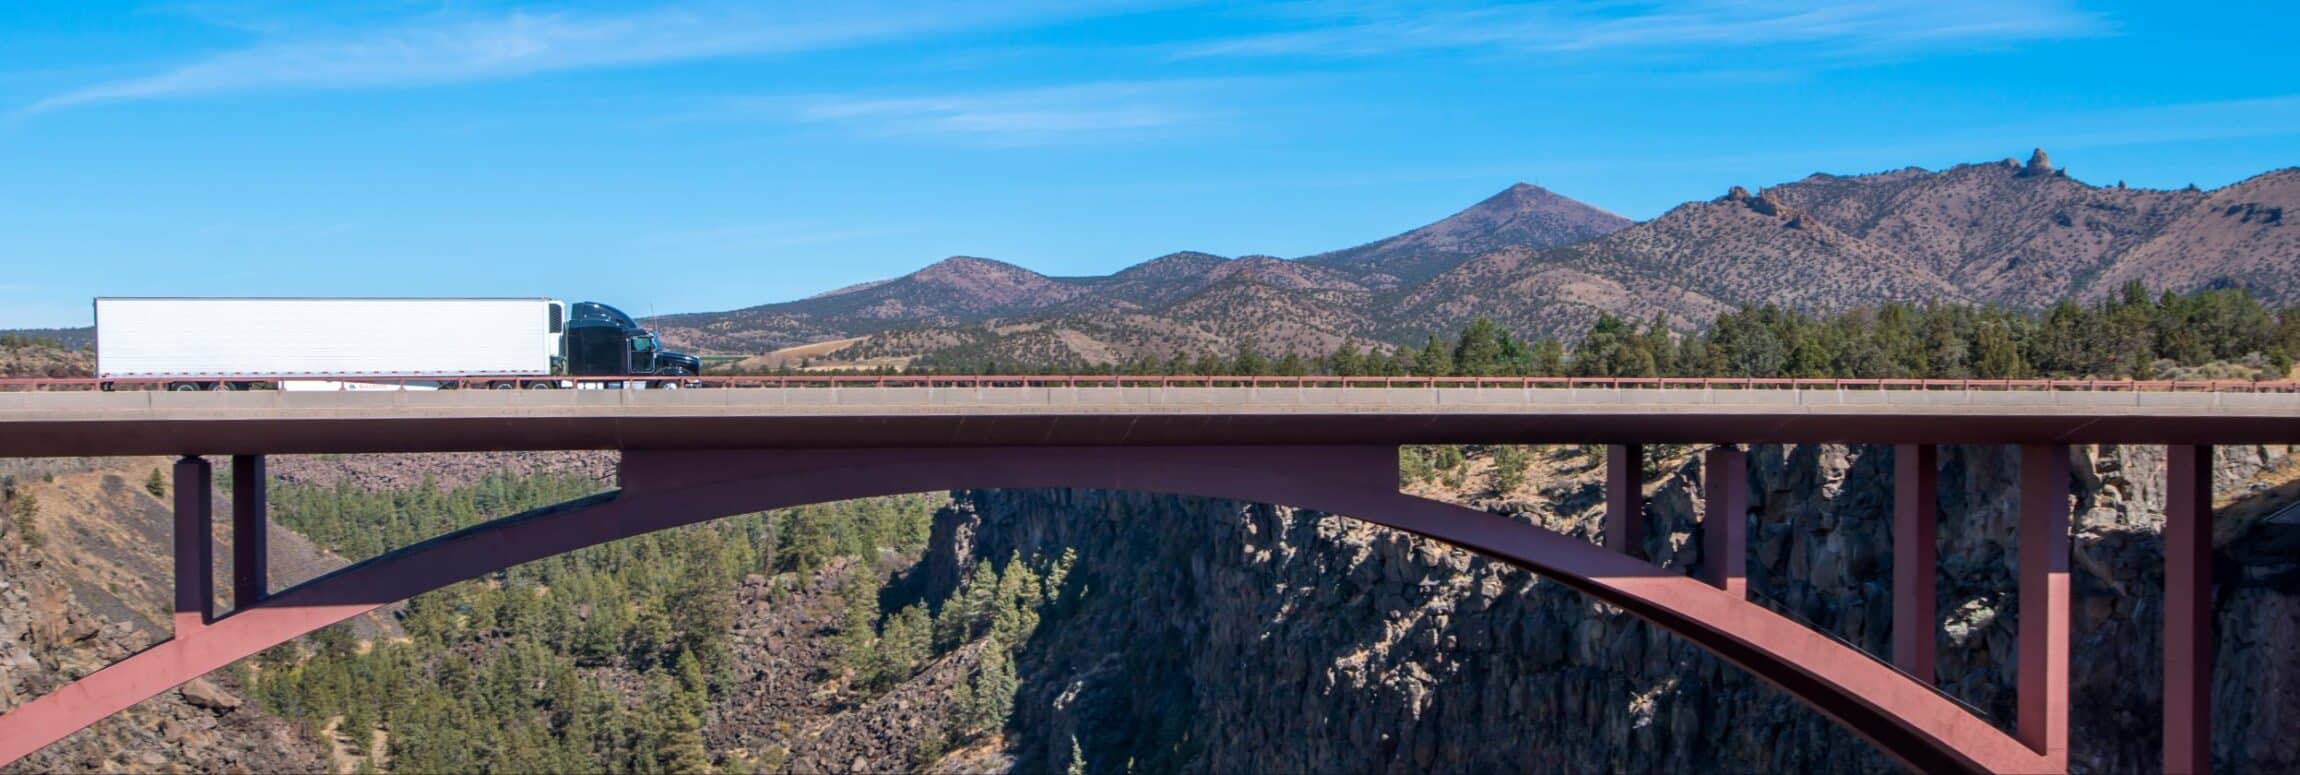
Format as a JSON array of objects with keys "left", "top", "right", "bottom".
[
  {"left": 492, "top": 381, "right": 518, "bottom": 390},
  {"left": 526, "top": 381, "right": 557, "bottom": 390},
  {"left": 168, "top": 382, "right": 207, "bottom": 392}
]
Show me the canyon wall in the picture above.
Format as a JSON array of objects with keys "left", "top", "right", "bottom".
[{"left": 920, "top": 444, "right": 2299, "bottom": 773}]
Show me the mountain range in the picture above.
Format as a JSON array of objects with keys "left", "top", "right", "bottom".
[
  {"left": 654, "top": 150, "right": 2295, "bottom": 369},
  {"left": 651, "top": 182, "right": 1629, "bottom": 362},
  {"left": 8, "top": 151, "right": 2292, "bottom": 369}
]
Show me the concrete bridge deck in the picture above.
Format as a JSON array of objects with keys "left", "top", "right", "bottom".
[{"left": 3, "top": 385, "right": 2297, "bottom": 456}]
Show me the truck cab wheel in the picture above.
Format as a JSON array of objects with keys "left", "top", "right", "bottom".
[
  {"left": 526, "top": 381, "right": 557, "bottom": 390},
  {"left": 652, "top": 367, "right": 694, "bottom": 390}
]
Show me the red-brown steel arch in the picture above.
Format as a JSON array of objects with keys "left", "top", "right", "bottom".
[{"left": 0, "top": 445, "right": 2052, "bottom": 773}]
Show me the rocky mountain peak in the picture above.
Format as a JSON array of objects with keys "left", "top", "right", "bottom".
[
  {"left": 1111, "top": 251, "right": 1229, "bottom": 279},
  {"left": 1736, "top": 188, "right": 1800, "bottom": 222},
  {"left": 911, "top": 256, "right": 1033, "bottom": 282},
  {"left": 1149, "top": 250, "right": 1227, "bottom": 264},
  {"left": 1464, "top": 182, "right": 1598, "bottom": 224},
  {"left": 896, "top": 256, "right": 1079, "bottom": 312},
  {"left": 2020, "top": 147, "right": 2059, "bottom": 178},
  {"left": 1300, "top": 182, "right": 1632, "bottom": 284}
]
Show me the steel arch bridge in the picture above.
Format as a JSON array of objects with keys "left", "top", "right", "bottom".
[{"left": 1, "top": 379, "right": 2281, "bottom": 773}]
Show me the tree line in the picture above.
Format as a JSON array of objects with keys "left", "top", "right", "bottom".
[{"left": 792, "top": 285, "right": 2299, "bottom": 381}]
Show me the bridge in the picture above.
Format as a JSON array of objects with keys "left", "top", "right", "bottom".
[{"left": 2, "top": 376, "right": 2292, "bottom": 773}]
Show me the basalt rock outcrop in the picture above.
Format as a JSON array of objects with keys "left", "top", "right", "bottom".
[{"left": 920, "top": 443, "right": 2299, "bottom": 773}]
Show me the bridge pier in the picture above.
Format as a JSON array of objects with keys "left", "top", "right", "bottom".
[
  {"left": 1606, "top": 444, "right": 1644, "bottom": 556},
  {"left": 171, "top": 457, "right": 213, "bottom": 635},
  {"left": 2164, "top": 445, "right": 2213, "bottom": 775},
  {"left": 1700, "top": 446, "right": 1747, "bottom": 596},
  {"left": 2018, "top": 445, "right": 2072, "bottom": 767},
  {"left": 1894, "top": 444, "right": 1940, "bottom": 684},
  {"left": 232, "top": 454, "right": 268, "bottom": 609}
]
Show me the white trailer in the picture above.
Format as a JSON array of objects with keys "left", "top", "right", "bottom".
[{"left": 96, "top": 297, "right": 564, "bottom": 389}]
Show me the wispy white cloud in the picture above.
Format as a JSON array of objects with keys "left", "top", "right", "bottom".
[
  {"left": 755, "top": 80, "right": 1252, "bottom": 146},
  {"left": 1179, "top": 0, "right": 2109, "bottom": 59},
  {"left": 28, "top": 2, "right": 1146, "bottom": 112}
]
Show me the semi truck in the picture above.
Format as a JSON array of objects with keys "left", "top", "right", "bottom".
[{"left": 93, "top": 297, "right": 701, "bottom": 390}]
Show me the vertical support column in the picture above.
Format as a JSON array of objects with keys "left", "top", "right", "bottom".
[
  {"left": 1605, "top": 444, "right": 1645, "bottom": 557},
  {"left": 1894, "top": 444, "right": 1939, "bottom": 684},
  {"left": 1699, "top": 446, "right": 1748, "bottom": 597},
  {"left": 2164, "top": 444, "right": 2213, "bottom": 775},
  {"left": 171, "top": 456, "right": 213, "bottom": 636},
  {"left": 231, "top": 455, "right": 268, "bottom": 610},
  {"left": 2018, "top": 444, "right": 2071, "bottom": 764}
]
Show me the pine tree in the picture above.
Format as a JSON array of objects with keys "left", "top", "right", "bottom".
[
  {"left": 1412, "top": 335, "right": 1453, "bottom": 377},
  {"left": 8, "top": 491, "right": 40, "bottom": 548},
  {"left": 1044, "top": 548, "right": 1078, "bottom": 608},
  {"left": 1975, "top": 319, "right": 2025, "bottom": 379},
  {"left": 341, "top": 702, "right": 376, "bottom": 754},
  {"left": 674, "top": 648, "right": 708, "bottom": 698},
  {"left": 914, "top": 725, "right": 950, "bottom": 769},
  {"left": 1529, "top": 337, "right": 1565, "bottom": 376},
  {"left": 1230, "top": 339, "right": 1268, "bottom": 376},
  {"left": 1398, "top": 447, "right": 1433, "bottom": 484},
  {"left": 1330, "top": 341, "right": 1364, "bottom": 376},
  {"left": 1491, "top": 445, "right": 1529, "bottom": 494},
  {"left": 647, "top": 664, "right": 712, "bottom": 773},
  {"left": 832, "top": 569, "right": 880, "bottom": 679},
  {"left": 877, "top": 604, "right": 933, "bottom": 682},
  {"left": 960, "top": 639, "right": 1019, "bottom": 737},
  {"left": 1452, "top": 317, "right": 1508, "bottom": 376}
]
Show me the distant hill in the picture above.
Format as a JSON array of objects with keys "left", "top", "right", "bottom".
[
  {"left": 651, "top": 256, "right": 1091, "bottom": 354},
  {"left": 1300, "top": 182, "right": 1635, "bottom": 287},
  {"left": 0, "top": 327, "right": 94, "bottom": 350},
  {"left": 652, "top": 181, "right": 1626, "bottom": 358}
]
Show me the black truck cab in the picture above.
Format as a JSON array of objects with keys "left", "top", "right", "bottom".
[{"left": 564, "top": 302, "right": 700, "bottom": 379}]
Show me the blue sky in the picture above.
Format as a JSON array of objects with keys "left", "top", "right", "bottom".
[{"left": 1, "top": 1, "right": 2294, "bottom": 328}]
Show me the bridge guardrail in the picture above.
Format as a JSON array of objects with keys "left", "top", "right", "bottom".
[{"left": 5, "top": 374, "right": 2299, "bottom": 393}]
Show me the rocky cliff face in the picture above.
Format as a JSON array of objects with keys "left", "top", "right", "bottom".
[
  {"left": 707, "top": 558, "right": 991, "bottom": 775},
  {"left": 920, "top": 443, "right": 2299, "bottom": 773}
]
